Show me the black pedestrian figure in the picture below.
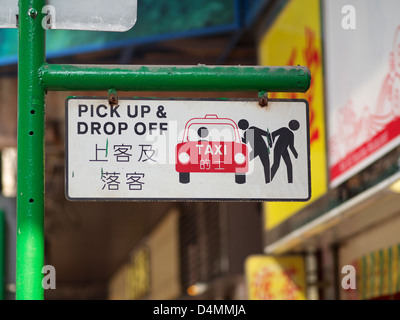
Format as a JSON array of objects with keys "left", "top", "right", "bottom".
[
  {"left": 238, "top": 119, "right": 273, "bottom": 183},
  {"left": 270, "top": 120, "right": 300, "bottom": 183}
]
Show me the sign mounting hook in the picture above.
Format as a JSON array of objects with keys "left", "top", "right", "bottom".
[
  {"left": 108, "top": 88, "right": 119, "bottom": 106},
  {"left": 258, "top": 91, "right": 269, "bottom": 107}
]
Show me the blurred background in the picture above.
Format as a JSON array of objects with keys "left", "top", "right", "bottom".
[{"left": 1, "top": 0, "right": 400, "bottom": 300}]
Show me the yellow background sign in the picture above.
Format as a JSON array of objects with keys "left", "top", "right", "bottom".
[
  {"left": 259, "top": 0, "right": 327, "bottom": 230},
  {"left": 245, "top": 255, "right": 306, "bottom": 300}
]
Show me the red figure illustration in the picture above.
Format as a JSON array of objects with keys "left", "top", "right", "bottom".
[{"left": 376, "top": 25, "right": 400, "bottom": 119}]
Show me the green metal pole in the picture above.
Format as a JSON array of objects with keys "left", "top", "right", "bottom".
[
  {"left": 0, "top": 210, "right": 4, "bottom": 300},
  {"left": 39, "top": 64, "right": 311, "bottom": 92},
  {"left": 17, "top": 0, "right": 46, "bottom": 300}
]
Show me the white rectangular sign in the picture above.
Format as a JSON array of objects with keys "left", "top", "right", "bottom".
[
  {"left": 0, "top": 0, "right": 137, "bottom": 31},
  {"left": 0, "top": 0, "right": 18, "bottom": 28},
  {"left": 324, "top": 0, "right": 400, "bottom": 187},
  {"left": 43, "top": 0, "right": 137, "bottom": 31},
  {"left": 66, "top": 98, "right": 310, "bottom": 201}
]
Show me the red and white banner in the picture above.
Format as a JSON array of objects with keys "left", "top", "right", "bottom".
[{"left": 324, "top": 0, "right": 400, "bottom": 187}]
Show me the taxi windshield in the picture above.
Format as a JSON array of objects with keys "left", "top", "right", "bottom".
[{"left": 186, "top": 123, "right": 237, "bottom": 142}]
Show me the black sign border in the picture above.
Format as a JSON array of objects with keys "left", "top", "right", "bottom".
[{"left": 65, "top": 97, "right": 311, "bottom": 202}]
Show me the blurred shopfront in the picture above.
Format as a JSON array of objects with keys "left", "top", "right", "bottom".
[{"left": 262, "top": 0, "right": 400, "bottom": 300}]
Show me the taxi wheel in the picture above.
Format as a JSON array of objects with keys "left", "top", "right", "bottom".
[
  {"left": 235, "top": 174, "right": 246, "bottom": 184},
  {"left": 179, "top": 172, "right": 190, "bottom": 184}
]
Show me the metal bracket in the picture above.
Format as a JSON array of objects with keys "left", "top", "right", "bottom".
[
  {"left": 108, "top": 88, "right": 118, "bottom": 105},
  {"left": 258, "top": 91, "right": 268, "bottom": 107}
]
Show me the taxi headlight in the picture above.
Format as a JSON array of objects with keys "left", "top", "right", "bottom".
[
  {"left": 179, "top": 152, "right": 190, "bottom": 164},
  {"left": 234, "top": 153, "right": 246, "bottom": 164}
]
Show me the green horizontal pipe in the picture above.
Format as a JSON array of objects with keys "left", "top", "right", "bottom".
[{"left": 39, "top": 64, "right": 311, "bottom": 93}]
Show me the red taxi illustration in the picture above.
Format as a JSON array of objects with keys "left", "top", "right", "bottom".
[{"left": 176, "top": 114, "right": 248, "bottom": 184}]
